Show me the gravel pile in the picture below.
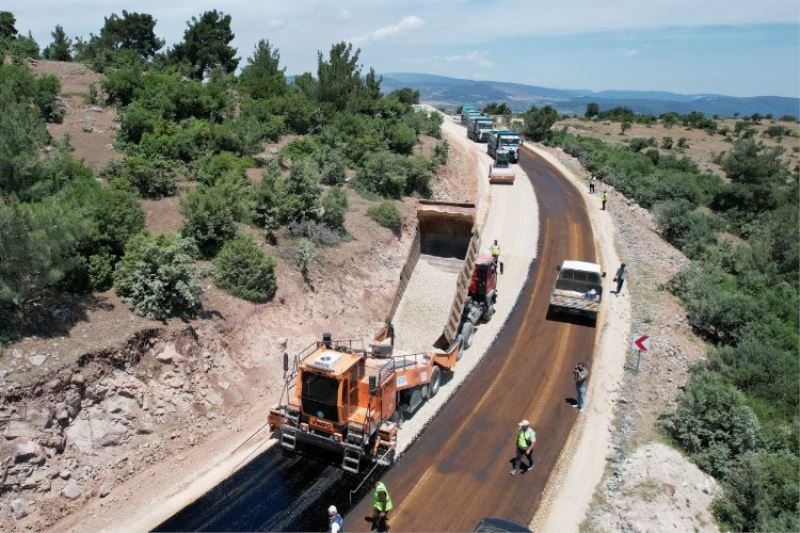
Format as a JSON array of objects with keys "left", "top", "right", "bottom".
[{"left": 392, "top": 256, "right": 463, "bottom": 354}]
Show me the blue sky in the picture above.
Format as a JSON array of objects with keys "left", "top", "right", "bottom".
[{"left": 5, "top": 0, "right": 799, "bottom": 97}]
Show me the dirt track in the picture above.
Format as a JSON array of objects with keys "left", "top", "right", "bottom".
[{"left": 347, "top": 145, "right": 598, "bottom": 530}]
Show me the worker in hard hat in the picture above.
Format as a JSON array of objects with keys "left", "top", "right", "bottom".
[
  {"left": 371, "top": 480, "right": 393, "bottom": 531},
  {"left": 328, "top": 505, "right": 343, "bottom": 533},
  {"left": 490, "top": 240, "right": 500, "bottom": 264},
  {"left": 511, "top": 420, "right": 536, "bottom": 475}
]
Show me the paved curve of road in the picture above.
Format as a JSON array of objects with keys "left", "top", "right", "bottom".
[
  {"left": 155, "top": 145, "right": 596, "bottom": 532},
  {"left": 346, "top": 145, "right": 598, "bottom": 531}
]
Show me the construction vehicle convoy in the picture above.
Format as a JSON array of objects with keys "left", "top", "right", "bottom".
[
  {"left": 548, "top": 260, "right": 605, "bottom": 321},
  {"left": 269, "top": 201, "right": 499, "bottom": 473},
  {"left": 460, "top": 105, "right": 479, "bottom": 125},
  {"left": 488, "top": 130, "right": 522, "bottom": 163},
  {"left": 488, "top": 150, "right": 515, "bottom": 184}
]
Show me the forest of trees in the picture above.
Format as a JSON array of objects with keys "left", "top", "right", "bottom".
[{"left": 0, "top": 9, "right": 445, "bottom": 328}]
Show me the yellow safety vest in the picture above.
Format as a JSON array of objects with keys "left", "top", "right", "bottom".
[
  {"left": 490, "top": 244, "right": 500, "bottom": 257},
  {"left": 374, "top": 482, "right": 393, "bottom": 512},
  {"left": 517, "top": 428, "right": 531, "bottom": 449}
]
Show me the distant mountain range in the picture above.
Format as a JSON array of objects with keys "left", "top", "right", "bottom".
[{"left": 380, "top": 73, "right": 800, "bottom": 117}]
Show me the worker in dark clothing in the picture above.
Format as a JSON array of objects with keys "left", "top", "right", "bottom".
[
  {"left": 371, "top": 481, "right": 393, "bottom": 531},
  {"left": 511, "top": 420, "right": 536, "bottom": 474},
  {"left": 613, "top": 263, "right": 627, "bottom": 295},
  {"left": 328, "top": 505, "right": 344, "bottom": 533},
  {"left": 574, "top": 363, "right": 589, "bottom": 412},
  {"left": 601, "top": 191, "right": 608, "bottom": 210}
]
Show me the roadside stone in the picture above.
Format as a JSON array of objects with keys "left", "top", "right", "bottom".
[
  {"left": 98, "top": 480, "right": 113, "bottom": 498},
  {"left": 62, "top": 479, "right": 82, "bottom": 500},
  {"left": 14, "top": 438, "right": 44, "bottom": 463},
  {"left": 11, "top": 498, "right": 30, "bottom": 520},
  {"left": 59, "top": 469, "right": 71, "bottom": 480},
  {"left": 134, "top": 421, "right": 155, "bottom": 435},
  {"left": 157, "top": 343, "right": 179, "bottom": 363},
  {"left": 26, "top": 406, "right": 54, "bottom": 431},
  {"left": 5, "top": 420, "right": 38, "bottom": 439}
]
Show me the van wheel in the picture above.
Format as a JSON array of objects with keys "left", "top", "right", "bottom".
[
  {"left": 429, "top": 366, "right": 442, "bottom": 397},
  {"left": 461, "top": 322, "right": 475, "bottom": 350}
]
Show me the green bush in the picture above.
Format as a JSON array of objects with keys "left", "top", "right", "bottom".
[
  {"left": 367, "top": 201, "right": 403, "bottom": 232},
  {"left": 663, "top": 371, "right": 760, "bottom": 479},
  {"left": 108, "top": 155, "right": 179, "bottom": 198},
  {"left": 355, "top": 151, "right": 407, "bottom": 198},
  {"left": 386, "top": 121, "right": 417, "bottom": 154},
  {"left": 628, "top": 137, "right": 650, "bottom": 152},
  {"left": 280, "top": 160, "right": 321, "bottom": 223},
  {"left": 212, "top": 235, "right": 276, "bottom": 302},
  {"left": 321, "top": 187, "right": 348, "bottom": 231},
  {"left": 252, "top": 161, "right": 282, "bottom": 233},
  {"left": 293, "top": 237, "right": 317, "bottom": 277},
  {"left": 431, "top": 141, "right": 449, "bottom": 168},
  {"left": 87, "top": 252, "right": 115, "bottom": 290},
  {"left": 113, "top": 233, "right": 202, "bottom": 320},
  {"left": 180, "top": 178, "right": 249, "bottom": 257},
  {"left": 194, "top": 151, "right": 252, "bottom": 186},
  {"left": 119, "top": 102, "right": 158, "bottom": 144}
]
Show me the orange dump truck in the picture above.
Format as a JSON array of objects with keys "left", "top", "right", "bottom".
[{"left": 268, "top": 201, "right": 498, "bottom": 473}]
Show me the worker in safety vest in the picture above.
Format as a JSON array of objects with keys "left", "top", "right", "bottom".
[
  {"left": 328, "top": 505, "right": 344, "bottom": 533},
  {"left": 371, "top": 480, "right": 393, "bottom": 531},
  {"left": 490, "top": 240, "right": 500, "bottom": 264},
  {"left": 511, "top": 419, "right": 536, "bottom": 475}
]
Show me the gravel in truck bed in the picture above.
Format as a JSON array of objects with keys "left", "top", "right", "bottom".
[{"left": 392, "top": 255, "right": 463, "bottom": 354}]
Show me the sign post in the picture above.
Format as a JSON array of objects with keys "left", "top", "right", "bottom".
[{"left": 631, "top": 334, "right": 650, "bottom": 373}]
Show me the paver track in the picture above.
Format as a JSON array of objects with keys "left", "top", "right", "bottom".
[{"left": 346, "top": 146, "right": 598, "bottom": 531}]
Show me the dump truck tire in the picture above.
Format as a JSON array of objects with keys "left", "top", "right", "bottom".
[
  {"left": 483, "top": 302, "right": 495, "bottom": 322},
  {"left": 429, "top": 366, "right": 442, "bottom": 397},
  {"left": 461, "top": 322, "right": 475, "bottom": 350}
]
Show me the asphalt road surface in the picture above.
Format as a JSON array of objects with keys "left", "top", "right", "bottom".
[{"left": 346, "top": 145, "right": 598, "bottom": 531}]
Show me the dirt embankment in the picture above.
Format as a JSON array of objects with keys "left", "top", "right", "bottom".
[
  {"left": 533, "top": 146, "right": 720, "bottom": 533},
  {"left": 0, "top": 62, "right": 475, "bottom": 530}
]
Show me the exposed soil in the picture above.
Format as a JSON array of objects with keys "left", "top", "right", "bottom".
[
  {"left": 556, "top": 117, "right": 800, "bottom": 176},
  {"left": 0, "top": 61, "right": 475, "bottom": 530}
]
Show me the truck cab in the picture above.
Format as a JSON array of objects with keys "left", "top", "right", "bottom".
[
  {"left": 548, "top": 260, "right": 605, "bottom": 321},
  {"left": 468, "top": 116, "right": 495, "bottom": 142},
  {"left": 488, "top": 130, "right": 522, "bottom": 163}
]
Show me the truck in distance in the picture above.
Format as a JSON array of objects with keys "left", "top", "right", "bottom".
[
  {"left": 548, "top": 260, "right": 605, "bottom": 322},
  {"left": 467, "top": 115, "right": 495, "bottom": 142}
]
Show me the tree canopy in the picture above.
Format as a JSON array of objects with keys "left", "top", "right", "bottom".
[{"left": 170, "top": 10, "right": 238, "bottom": 79}]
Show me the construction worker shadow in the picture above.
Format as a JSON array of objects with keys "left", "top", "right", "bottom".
[
  {"left": 545, "top": 307, "right": 597, "bottom": 328},
  {"left": 507, "top": 457, "right": 533, "bottom": 474}
]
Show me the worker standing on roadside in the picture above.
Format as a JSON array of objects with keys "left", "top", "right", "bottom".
[
  {"left": 328, "top": 505, "right": 344, "bottom": 533},
  {"left": 490, "top": 239, "right": 500, "bottom": 264},
  {"left": 511, "top": 420, "right": 536, "bottom": 474},
  {"left": 589, "top": 174, "right": 597, "bottom": 194},
  {"left": 613, "top": 263, "right": 627, "bottom": 295},
  {"left": 371, "top": 481, "right": 393, "bottom": 531},
  {"left": 601, "top": 191, "right": 608, "bottom": 210},
  {"left": 574, "top": 363, "right": 589, "bottom": 412}
]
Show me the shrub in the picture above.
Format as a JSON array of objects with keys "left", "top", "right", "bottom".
[
  {"left": 87, "top": 252, "right": 115, "bottom": 290},
  {"left": 677, "top": 137, "right": 689, "bottom": 149},
  {"left": 293, "top": 237, "right": 317, "bottom": 277},
  {"left": 663, "top": 370, "right": 760, "bottom": 479},
  {"left": 321, "top": 187, "right": 348, "bottom": 231},
  {"left": 119, "top": 102, "right": 158, "bottom": 144},
  {"left": 180, "top": 179, "right": 249, "bottom": 257},
  {"left": 317, "top": 149, "right": 346, "bottom": 186},
  {"left": 355, "top": 151, "right": 407, "bottom": 198},
  {"left": 212, "top": 235, "right": 276, "bottom": 301},
  {"left": 367, "top": 201, "right": 403, "bottom": 232},
  {"left": 108, "top": 155, "right": 179, "bottom": 198},
  {"left": 432, "top": 141, "right": 449, "bottom": 168},
  {"left": 628, "top": 137, "right": 650, "bottom": 152},
  {"left": 252, "top": 161, "right": 282, "bottom": 233},
  {"left": 287, "top": 219, "right": 340, "bottom": 246},
  {"left": 113, "top": 233, "right": 202, "bottom": 320},
  {"left": 280, "top": 160, "right": 321, "bottom": 223},
  {"left": 194, "top": 151, "right": 252, "bottom": 186},
  {"left": 386, "top": 121, "right": 417, "bottom": 154}
]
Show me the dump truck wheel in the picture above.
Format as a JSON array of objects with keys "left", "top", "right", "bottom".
[
  {"left": 429, "top": 366, "right": 442, "bottom": 397},
  {"left": 483, "top": 303, "right": 495, "bottom": 322},
  {"left": 461, "top": 322, "right": 475, "bottom": 350}
]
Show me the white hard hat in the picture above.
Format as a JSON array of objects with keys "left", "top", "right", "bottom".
[
  {"left": 328, "top": 505, "right": 337, "bottom": 515},
  {"left": 519, "top": 419, "right": 529, "bottom": 427}
]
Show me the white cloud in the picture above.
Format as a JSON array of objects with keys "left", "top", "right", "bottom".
[
  {"left": 442, "top": 51, "right": 493, "bottom": 67},
  {"left": 337, "top": 9, "right": 353, "bottom": 22},
  {"left": 349, "top": 15, "right": 425, "bottom": 45},
  {"left": 618, "top": 47, "right": 639, "bottom": 57}
]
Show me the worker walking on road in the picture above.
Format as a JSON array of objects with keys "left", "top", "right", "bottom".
[
  {"left": 574, "top": 363, "right": 589, "bottom": 412},
  {"left": 371, "top": 480, "right": 393, "bottom": 531},
  {"left": 613, "top": 263, "right": 627, "bottom": 295},
  {"left": 601, "top": 191, "right": 608, "bottom": 210},
  {"left": 490, "top": 240, "right": 500, "bottom": 264},
  {"left": 328, "top": 505, "right": 344, "bottom": 533},
  {"left": 511, "top": 420, "right": 536, "bottom": 475}
]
